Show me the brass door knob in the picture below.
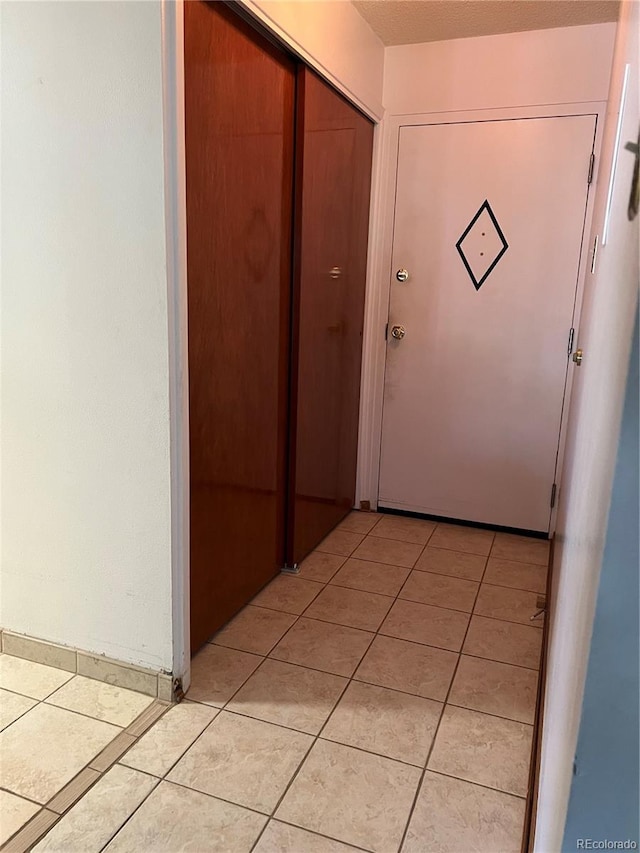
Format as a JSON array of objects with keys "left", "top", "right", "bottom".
[
  {"left": 390, "top": 325, "right": 406, "bottom": 340},
  {"left": 396, "top": 269, "right": 409, "bottom": 282},
  {"left": 572, "top": 348, "right": 583, "bottom": 366}
]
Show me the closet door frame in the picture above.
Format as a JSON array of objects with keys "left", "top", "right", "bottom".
[{"left": 160, "top": 0, "right": 383, "bottom": 691}]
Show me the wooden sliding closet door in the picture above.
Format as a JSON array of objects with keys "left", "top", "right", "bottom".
[
  {"left": 288, "top": 69, "right": 375, "bottom": 565},
  {"left": 185, "top": 2, "right": 295, "bottom": 650}
]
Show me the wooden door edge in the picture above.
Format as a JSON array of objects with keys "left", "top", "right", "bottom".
[
  {"left": 283, "top": 64, "right": 306, "bottom": 565},
  {"left": 522, "top": 535, "right": 555, "bottom": 853}
]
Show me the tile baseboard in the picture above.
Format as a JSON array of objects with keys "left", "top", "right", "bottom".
[{"left": 0, "top": 628, "right": 176, "bottom": 701}]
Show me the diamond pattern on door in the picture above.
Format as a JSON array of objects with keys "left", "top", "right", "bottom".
[{"left": 455, "top": 200, "right": 508, "bottom": 291}]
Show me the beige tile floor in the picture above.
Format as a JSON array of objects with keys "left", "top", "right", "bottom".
[
  {"left": 5, "top": 514, "right": 549, "bottom": 853},
  {"left": 0, "top": 656, "right": 158, "bottom": 849}
]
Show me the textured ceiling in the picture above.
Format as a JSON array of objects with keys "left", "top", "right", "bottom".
[{"left": 352, "top": 0, "right": 620, "bottom": 45}]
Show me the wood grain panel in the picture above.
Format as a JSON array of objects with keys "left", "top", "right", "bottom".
[
  {"left": 185, "top": 1, "right": 295, "bottom": 650},
  {"left": 288, "top": 68, "right": 374, "bottom": 564}
]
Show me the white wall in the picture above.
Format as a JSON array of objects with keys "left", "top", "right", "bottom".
[
  {"left": 0, "top": 1, "right": 174, "bottom": 672},
  {"left": 383, "top": 22, "right": 616, "bottom": 115},
  {"left": 357, "top": 23, "right": 617, "bottom": 509},
  {"left": 240, "top": 0, "right": 385, "bottom": 119},
  {"left": 535, "top": 2, "right": 639, "bottom": 849}
]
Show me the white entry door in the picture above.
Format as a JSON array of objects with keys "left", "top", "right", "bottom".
[{"left": 378, "top": 115, "right": 596, "bottom": 532}]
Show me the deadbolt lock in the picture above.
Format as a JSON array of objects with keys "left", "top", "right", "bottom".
[
  {"left": 572, "top": 348, "right": 583, "bottom": 366},
  {"left": 396, "top": 268, "right": 409, "bottom": 282},
  {"left": 390, "top": 324, "right": 406, "bottom": 340}
]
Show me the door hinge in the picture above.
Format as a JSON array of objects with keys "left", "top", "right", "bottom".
[
  {"left": 588, "top": 152, "right": 595, "bottom": 185},
  {"left": 567, "top": 327, "right": 575, "bottom": 356},
  {"left": 550, "top": 483, "right": 557, "bottom": 509},
  {"left": 384, "top": 323, "right": 389, "bottom": 341}
]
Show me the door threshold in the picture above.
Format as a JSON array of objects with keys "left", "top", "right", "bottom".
[{"left": 377, "top": 506, "right": 549, "bottom": 539}]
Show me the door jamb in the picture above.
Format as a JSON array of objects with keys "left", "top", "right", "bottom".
[
  {"left": 161, "top": 0, "right": 191, "bottom": 691},
  {"left": 356, "top": 101, "right": 607, "bottom": 534}
]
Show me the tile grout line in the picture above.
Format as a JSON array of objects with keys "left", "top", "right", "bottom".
[
  {"left": 393, "top": 570, "right": 546, "bottom": 596},
  {"left": 0, "top": 699, "right": 40, "bottom": 737},
  {"left": 0, "top": 672, "right": 76, "bottom": 709},
  {"left": 437, "top": 548, "right": 548, "bottom": 566},
  {"left": 417, "top": 766, "right": 530, "bottom": 801},
  {"left": 0, "top": 675, "right": 141, "bottom": 852},
  {"left": 162, "top": 520, "right": 542, "bottom": 850},
  {"left": 263, "top": 611, "right": 542, "bottom": 668},
  {"left": 0, "top": 785, "right": 44, "bottom": 808},
  {"left": 0, "top": 686, "right": 52, "bottom": 851},
  {"left": 250, "top": 586, "right": 542, "bottom": 661},
  {"left": 395, "top": 528, "right": 495, "bottom": 853},
  {"left": 246, "top": 541, "right": 544, "bottom": 634},
  {"left": 235, "top": 639, "right": 537, "bottom": 698},
  {"left": 183, "top": 679, "right": 532, "bottom": 771},
  {"left": 249, "top": 516, "right": 423, "bottom": 853},
  {"left": 465, "top": 611, "right": 544, "bottom": 631},
  {"left": 456, "top": 648, "right": 540, "bottom": 672},
  {"left": 254, "top": 618, "right": 380, "bottom": 848},
  {"left": 39, "top": 699, "right": 149, "bottom": 731},
  {"left": 217, "top": 520, "right": 538, "bottom": 851},
  {"left": 83, "top": 710, "right": 181, "bottom": 852},
  {"left": 79, "top": 526, "right": 539, "bottom": 848},
  {"left": 261, "top": 817, "right": 374, "bottom": 853},
  {"left": 398, "top": 528, "right": 542, "bottom": 850},
  {"left": 205, "top": 603, "right": 299, "bottom": 649},
  {"left": 18, "top": 518, "right": 546, "bottom": 853},
  {"left": 234, "top": 542, "right": 547, "bottom": 619},
  {"left": 0, "top": 685, "right": 47, "bottom": 703},
  {"left": 97, "top": 708, "right": 286, "bottom": 853},
  {"left": 1, "top": 671, "right": 163, "bottom": 730},
  {"left": 47, "top": 766, "right": 161, "bottom": 853},
  {"left": 247, "top": 521, "right": 387, "bottom": 852},
  {"left": 443, "top": 697, "right": 536, "bottom": 727},
  {"left": 121, "top": 608, "right": 341, "bottom": 852},
  {"left": 250, "top": 523, "right": 441, "bottom": 852},
  {"left": 99, "top": 645, "right": 353, "bottom": 853},
  {"left": 94, "top": 776, "right": 163, "bottom": 853},
  {"left": 0, "top": 700, "right": 173, "bottom": 852}
]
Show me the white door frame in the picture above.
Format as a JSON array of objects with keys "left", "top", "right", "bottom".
[
  {"left": 356, "top": 101, "right": 607, "bottom": 533},
  {"left": 161, "top": 0, "right": 191, "bottom": 691}
]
